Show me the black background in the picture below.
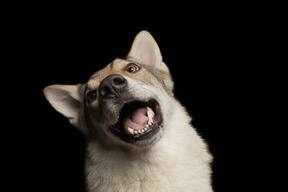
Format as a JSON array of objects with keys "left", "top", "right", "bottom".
[{"left": 3, "top": 4, "right": 267, "bottom": 192}]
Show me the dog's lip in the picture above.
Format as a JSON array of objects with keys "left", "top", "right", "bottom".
[{"left": 111, "top": 99, "right": 162, "bottom": 143}]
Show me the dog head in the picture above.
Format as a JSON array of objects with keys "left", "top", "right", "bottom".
[{"left": 44, "top": 31, "right": 175, "bottom": 148}]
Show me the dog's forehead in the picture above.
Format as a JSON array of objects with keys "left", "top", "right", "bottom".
[
  {"left": 90, "top": 59, "right": 131, "bottom": 79},
  {"left": 86, "top": 59, "right": 132, "bottom": 88}
]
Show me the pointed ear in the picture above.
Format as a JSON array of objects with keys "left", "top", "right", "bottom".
[
  {"left": 43, "top": 84, "right": 83, "bottom": 126},
  {"left": 127, "top": 30, "right": 165, "bottom": 71}
]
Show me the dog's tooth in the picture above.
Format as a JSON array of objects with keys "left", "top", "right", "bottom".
[
  {"left": 146, "top": 107, "right": 154, "bottom": 122},
  {"left": 145, "top": 124, "right": 149, "bottom": 128},
  {"left": 128, "top": 127, "right": 134, "bottom": 135},
  {"left": 134, "top": 130, "right": 138, "bottom": 135},
  {"left": 148, "top": 120, "right": 153, "bottom": 126},
  {"left": 147, "top": 107, "right": 154, "bottom": 126},
  {"left": 144, "top": 127, "right": 148, "bottom": 131},
  {"left": 141, "top": 129, "right": 144, "bottom": 133}
]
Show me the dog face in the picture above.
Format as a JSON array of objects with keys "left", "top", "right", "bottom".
[{"left": 44, "top": 31, "right": 175, "bottom": 148}]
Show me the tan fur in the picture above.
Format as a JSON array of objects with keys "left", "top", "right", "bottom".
[{"left": 43, "top": 31, "right": 213, "bottom": 191}]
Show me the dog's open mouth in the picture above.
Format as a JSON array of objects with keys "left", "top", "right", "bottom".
[{"left": 111, "top": 99, "right": 162, "bottom": 143}]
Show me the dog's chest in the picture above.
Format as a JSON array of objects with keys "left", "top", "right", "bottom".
[{"left": 85, "top": 148, "right": 184, "bottom": 192}]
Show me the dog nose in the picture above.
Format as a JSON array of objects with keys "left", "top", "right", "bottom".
[{"left": 99, "top": 74, "right": 127, "bottom": 98}]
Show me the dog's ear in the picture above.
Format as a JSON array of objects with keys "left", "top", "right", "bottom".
[
  {"left": 43, "top": 84, "right": 83, "bottom": 127},
  {"left": 128, "top": 30, "right": 174, "bottom": 94},
  {"left": 127, "top": 30, "right": 167, "bottom": 71}
]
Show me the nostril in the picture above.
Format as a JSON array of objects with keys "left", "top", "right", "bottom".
[
  {"left": 113, "top": 76, "right": 125, "bottom": 86},
  {"left": 99, "top": 74, "right": 127, "bottom": 99},
  {"left": 99, "top": 85, "right": 109, "bottom": 97}
]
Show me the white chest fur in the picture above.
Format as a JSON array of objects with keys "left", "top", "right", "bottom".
[{"left": 85, "top": 116, "right": 213, "bottom": 192}]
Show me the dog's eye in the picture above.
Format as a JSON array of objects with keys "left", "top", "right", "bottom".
[
  {"left": 126, "top": 63, "right": 140, "bottom": 73},
  {"left": 87, "top": 90, "right": 97, "bottom": 103}
]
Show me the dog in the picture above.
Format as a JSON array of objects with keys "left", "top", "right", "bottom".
[{"left": 43, "top": 31, "right": 213, "bottom": 192}]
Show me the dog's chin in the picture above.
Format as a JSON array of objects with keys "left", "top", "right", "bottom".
[{"left": 110, "top": 99, "right": 163, "bottom": 147}]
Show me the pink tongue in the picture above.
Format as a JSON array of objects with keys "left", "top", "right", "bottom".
[{"left": 123, "top": 108, "right": 148, "bottom": 132}]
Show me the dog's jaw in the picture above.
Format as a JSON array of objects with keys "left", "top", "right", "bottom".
[{"left": 110, "top": 99, "right": 163, "bottom": 147}]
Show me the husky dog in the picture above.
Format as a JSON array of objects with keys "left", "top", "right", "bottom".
[{"left": 43, "top": 31, "right": 213, "bottom": 192}]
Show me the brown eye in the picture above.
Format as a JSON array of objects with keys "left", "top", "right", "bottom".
[
  {"left": 126, "top": 63, "right": 140, "bottom": 73},
  {"left": 87, "top": 90, "right": 96, "bottom": 103}
]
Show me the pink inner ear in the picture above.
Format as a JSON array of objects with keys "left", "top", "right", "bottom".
[
  {"left": 45, "top": 86, "right": 82, "bottom": 119},
  {"left": 140, "top": 49, "right": 155, "bottom": 66},
  {"left": 64, "top": 95, "right": 82, "bottom": 115}
]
